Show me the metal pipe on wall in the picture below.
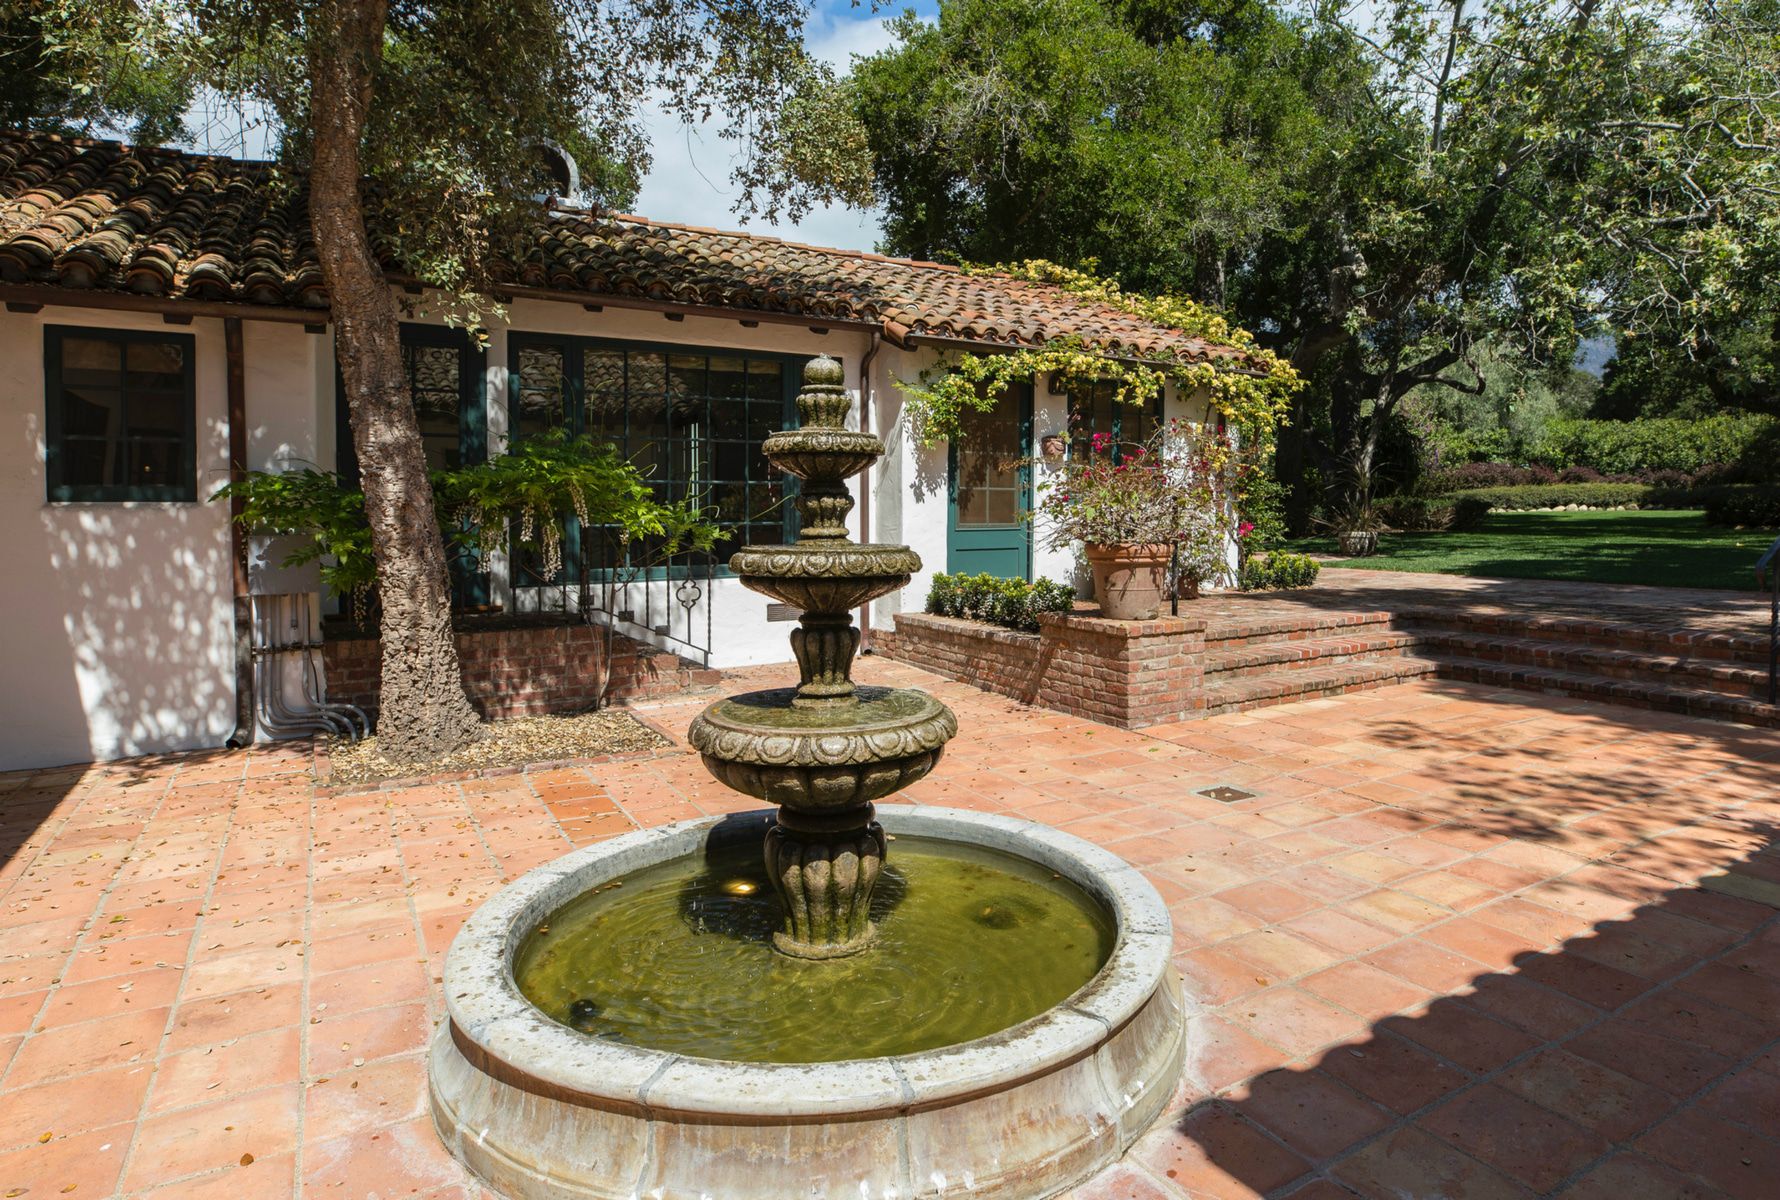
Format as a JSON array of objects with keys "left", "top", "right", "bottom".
[{"left": 224, "top": 317, "right": 255, "bottom": 748}]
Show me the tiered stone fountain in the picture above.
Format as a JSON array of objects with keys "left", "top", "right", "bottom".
[
  {"left": 687, "top": 353, "right": 953, "bottom": 959},
  {"left": 428, "top": 356, "right": 1185, "bottom": 1200}
]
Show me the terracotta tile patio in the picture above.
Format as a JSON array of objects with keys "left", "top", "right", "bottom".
[{"left": 1, "top": 658, "right": 1777, "bottom": 1199}]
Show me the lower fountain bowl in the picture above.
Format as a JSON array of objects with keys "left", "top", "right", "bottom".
[{"left": 429, "top": 805, "right": 1184, "bottom": 1200}]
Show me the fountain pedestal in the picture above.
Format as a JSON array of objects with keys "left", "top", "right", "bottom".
[{"left": 688, "top": 354, "right": 955, "bottom": 958}]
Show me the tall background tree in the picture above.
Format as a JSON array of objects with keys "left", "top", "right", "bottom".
[
  {"left": 45, "top": 0, "right": 868, "bottom": 761},
  {"left": 848, "top": 0, "right": 1780, "bottom": 525}
]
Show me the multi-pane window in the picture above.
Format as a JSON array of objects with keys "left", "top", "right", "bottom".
[
  {"left": 1069, "top": 379, "right": 1161, "bottom": 464},
  {"left": 509, "top": 336, "right": 795, "bottom": 581},
  {"left": 954, "top": 386, "right": 1028, "bottom": 527},
  {"left": 45, "top": 327, "right": 195, "bottom": 501},
  {"left": 337, "top": 325, "right": 484, "bottom": 483}
]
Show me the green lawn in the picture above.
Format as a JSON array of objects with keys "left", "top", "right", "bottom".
[{"left": 1285, "top": 509, "right": 1779, "bottom": 591}]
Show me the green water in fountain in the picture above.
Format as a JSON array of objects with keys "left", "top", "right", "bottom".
[{"left": 514, "top": 832, "right": 1115, "bottom": 1063}]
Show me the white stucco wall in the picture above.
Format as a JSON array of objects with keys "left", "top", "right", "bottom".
[
  {"left": 0, "top": 310, "right": 326, "bottom": 770},
  {"left": 0, "top": 289, "right": 1230, "bottom": 770}
]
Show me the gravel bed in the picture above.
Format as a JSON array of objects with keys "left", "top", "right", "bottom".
[{"left": 324, "top": 710, "right": 671, "bottom": 786}]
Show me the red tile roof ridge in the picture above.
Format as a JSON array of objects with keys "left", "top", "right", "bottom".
[
  {"left": 0, "top": 129, "right": 1258, "bottom": 365},
  {"left": 0, "top": 128, "right": 277, "bottom": 171},
  {"left": 591, "top": 208, "right": 966, "bottom": 275}
]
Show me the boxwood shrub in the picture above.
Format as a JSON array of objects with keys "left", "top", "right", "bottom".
[
  {"left": 1450, "top": 483, "right": 1651, "bottom": 510},
  {"left": 1239, "top": 552, "right": 1320, "bottom": 591},
  {"left": 926, "top": 572, "right": 1077, "bottom": 631},
  {"left": 1698, "top": 485, "right": 1780, "bottom": 528}
]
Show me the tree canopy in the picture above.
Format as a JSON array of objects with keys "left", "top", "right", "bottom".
[
  {"left": 848, "top": 0, "right": 1780, "bottom": 517},
  {"left": 32, "top": 0, "right": 872, "bottom": 761}
]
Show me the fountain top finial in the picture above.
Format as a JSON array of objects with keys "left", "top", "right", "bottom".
[{"left": 803, "top": 354, "right": 845, "bottom": 388}]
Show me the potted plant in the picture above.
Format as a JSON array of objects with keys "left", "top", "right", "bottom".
[
  {"left": 1037, "top": 431, "right": 1068, "bottom": 462},
  {"left": 1325, "top": 496, "right": 1384, "bottom": 557},
  {"left": 1032, "top": 423, "right": 1235, "bottom": 619}
]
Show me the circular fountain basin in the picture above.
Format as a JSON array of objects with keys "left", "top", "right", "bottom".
[{"left": 429, "top": 805, "right": 1185, "bottom": 1200}]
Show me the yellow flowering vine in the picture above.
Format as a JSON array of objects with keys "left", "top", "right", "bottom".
[{"left": 900, "top": 260, "right": 1300, "bottom": 451}]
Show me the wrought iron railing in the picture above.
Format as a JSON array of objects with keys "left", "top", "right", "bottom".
[
  {"left": 505, "top": 525, "right": 717, "bottom": 669},
  {"left": 1757, "top": 533, "right": 1780, "bottom": 706}
]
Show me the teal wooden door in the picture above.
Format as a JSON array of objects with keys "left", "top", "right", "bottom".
[{"left": 947, "top": 383, "right": 1033, "bottom": 578}]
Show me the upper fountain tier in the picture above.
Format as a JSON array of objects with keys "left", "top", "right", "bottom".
[{"left": 729, "top": 354, "right": 918, "bottom": 617}]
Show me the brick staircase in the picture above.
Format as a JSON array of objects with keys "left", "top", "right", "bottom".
[
  {"left": 1198, "top": 604, "right": 1780, "bottom": 727},
  {"left": 1413, "top": 617, "right": 1778, "bottom": 728},
  {"left": 1199, "top": 610, "right": 1441, "bottom": 716}
]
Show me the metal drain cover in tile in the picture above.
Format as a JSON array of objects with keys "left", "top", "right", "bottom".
[{"left": 1198, "top": 786, "right": 1256, "bottom": 803}]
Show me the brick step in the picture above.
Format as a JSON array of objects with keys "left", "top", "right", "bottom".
[
  {"left": 1417, "top": 631, "right": 1775, "bottom": 699},
  {"left": 1428, "top": 655, "right": 1780, "bottom": 729},
  {"left": 1198, "top": 655, "right": 1442, "bottom": 716},
  {"left": 1395, "top": 606, "right": 1769, "bottom": 665},
  {"left": 1203, "top": 631, "right": 1428, "bottom": 681},
  {"left": 1203, "top": 609, "right": 1398, "bottom": 651}
]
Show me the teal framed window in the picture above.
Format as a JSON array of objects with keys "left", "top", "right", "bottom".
[
  {"left": 1069, "top": 380, "right": 1162, "bottom": 465},
  {"left": 44, "top": 325, "right": 196, "bottom": 502},
  {"left": 506, "top": 334, "right": 800, "bottom": 583}
]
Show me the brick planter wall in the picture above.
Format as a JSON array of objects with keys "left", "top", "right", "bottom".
[
  {"left": 322, "top": 622, "right": 719, "bottom": 725},
  {"left": 879, "top": 611, "right": 1207, "bottom": 729}
]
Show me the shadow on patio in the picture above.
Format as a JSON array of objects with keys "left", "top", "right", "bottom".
[{"left": 1139, "top": 693, "right": 1780, "bottom": 1198}]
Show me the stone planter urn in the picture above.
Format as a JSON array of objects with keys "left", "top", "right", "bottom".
[
  {"left": 1336, "top": 530, "right": 1379, "bottom": 557},
  {"left": 1084, "top": 542, "right": 1172, "bottom": 620}
]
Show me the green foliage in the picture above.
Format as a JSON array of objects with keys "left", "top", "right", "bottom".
[
  {"left": 220, "top": 435, "right": 723, "bottom": 602},
  {"left": 1524, "top": 415, "right": 1780, "bottom": 477},
  {"left": 1032, "top": 419, "right": 1238, "bottom": 586},
  {"left": 47, "top": 0, "right": 866, "bottom": 320},
  {"left": 900, "top": 263, "right": 1298, "bottom": 449},
  {"left": 0, "top": 2, "right": 191, "bottom": 142},
  {"left": 926, "top": 572, "right": 1077, "bottom": 632},
  {"left": 1235, "top": 468, "right": 1288, "bottom": 559},
  {"left": 1238, "top": 552, "right": 1320, "bottom": 591},
  {"left": 1449, "top": 483, "right": 1652, "bottom": 511},
  {"left": 1374, "top": 495, "right": 1493, "bottom": 532},
  {"left": 434, "top": 431, "right": 723, "bottom": 579},
  {"left": 213, "top": 469, "right": 377, "bottom": 601},
  {"left": 1699, "top": 485, "right": 1780, "bottom": 528},
  {"left": 851, "top": 0, "right": 1780, "bottom": 519}
]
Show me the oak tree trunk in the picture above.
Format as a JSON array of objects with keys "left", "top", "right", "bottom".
[{"left": 307, "top": 0, "right": 482, "bottom": 761}]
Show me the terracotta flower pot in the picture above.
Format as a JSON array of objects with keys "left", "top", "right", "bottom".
[
  {"left": 1038, "top": 433, "right": 1067, "bottom": 461},
  {"left": 1084, "top": 543, "right": 1173, "bottom": 620}
]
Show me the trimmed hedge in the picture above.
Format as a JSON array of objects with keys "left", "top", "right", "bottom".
[
  {"left": 1376, "top": 495, "right": 1493, "bottom": 531},
  {"left": 926, "top": 572, "right": 1076, "bottom": 631},
  {"left": 1526, "top": 414, "right": 1778, "bottom": 476},
  {"left": 1450, "top": 483, "right": 1650, "bottom": 511},
  {"left": 1699, "top": 485, "right": 1780, "bottom": 528},
  {"left": 1395, "top": 482, "right": 1780, "bottom": 524},
  {"left": 1240, "top": 552, "right": 1321, "bottom": 591}
]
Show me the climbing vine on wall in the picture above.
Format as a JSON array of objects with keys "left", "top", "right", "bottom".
[{"left": 899, "top": 260, "right": 1300, "bottom": 450}]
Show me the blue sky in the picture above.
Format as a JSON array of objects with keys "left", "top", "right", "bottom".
[{"left": 628, "top": 0, "right": 934, "bottom": 252}]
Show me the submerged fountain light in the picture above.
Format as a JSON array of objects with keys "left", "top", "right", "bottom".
[{"left": 428, "top": 356, "right": 1185, "bottom": 1200}]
